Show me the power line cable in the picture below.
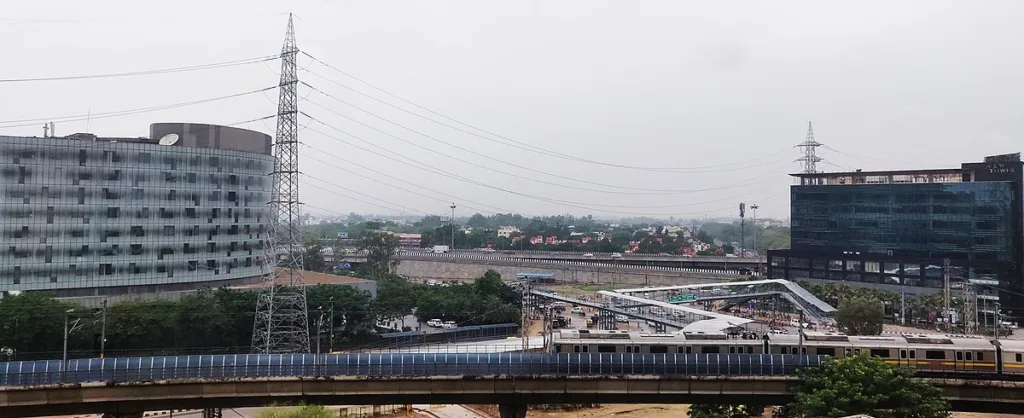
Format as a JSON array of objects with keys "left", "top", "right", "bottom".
[
  {"left": 301, "top": 142, "right": 780, "bottom": 211},
  {"left": 301, "top": 51, "right": 792, "bottom": 173},
  {"left": 0, "top": 86, "right": 277, "bottom": 129},
  {"left": 303, "top": 110, "right": 776, "bottom": 197},
  {"left": 300, "top": 144, "right": 504, "bottom": 214},
  {"left": 0, "top": 55, "right": 277, "bottom": 83},
  {"left": 303, "top": 82, "right": 789, "bottom": 192},
  {"left": 303, "top": 122, "right": 779, "bottom": 217},
  {"left": 301, "top": 174, "right": 431, "bottom": 215}
]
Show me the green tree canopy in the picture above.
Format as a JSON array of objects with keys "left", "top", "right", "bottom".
[
  {"left": 792, "top": 354, "right": 949, "bottom": 418},
  {"left": 836, "top": 296, "right": 884, "bottom": 335},
  {"left": 688, "top": 404, "right": 764, "bottom": 418},
  {"left": 257, "top": 405, "right": 335, "bottom": 418},
  {"left": 359, "top": 231, "right": 400, "bottom": 279}
]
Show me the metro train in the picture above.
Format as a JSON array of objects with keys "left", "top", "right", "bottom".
[{"left": 550, "top": 329, "right": 1024, "bottom": 375}]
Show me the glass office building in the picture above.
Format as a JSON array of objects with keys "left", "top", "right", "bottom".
[
  {"left": 0, "top": 123, "right": 275, "bottom": 297},
  {"left": 768, "top": 153, "right": 1024, "bottom": 320}
]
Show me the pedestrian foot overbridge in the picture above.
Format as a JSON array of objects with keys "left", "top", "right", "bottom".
[{"left": 3, "top": 354, "right": 1024, "bottom": 417}]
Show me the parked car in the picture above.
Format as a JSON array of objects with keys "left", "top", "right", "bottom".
[
  {"left": 441, "top": 321, "right": 457, "bottom": 329},
  {"left": 583, "top": 253, "right": 594, "bottom": 257},
  {"left": 571, "top": 307, "right": 585, "bottom": 315},
  {"left": 427, "top": 319, "right": 442, "bottom": 328},
  {"left": 611, "top": 253, "right": 623, "bottom": 259},
  {"left": 615, "top": 314, "right": 630, "bottom": 323}
]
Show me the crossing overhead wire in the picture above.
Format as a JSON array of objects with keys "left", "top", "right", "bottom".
[
  {"left": 0, "top": 55, "right": 278, "bottom": 83},
  {"left": 0, "top": 86, "right": 278, "bottom": 129},
  {"left": 302, "top": 108, "right": 776, "bottom": 197},
  {"left": 302, "top": 82, "right": 789, "bottom": 193},
  {"left": 300, "top": 51, "right": 792, "bottom": 173},
  {"left": 302, "top": 121, "right": 779, "bottom": 217},
  {"left": 302, "top": 175, "right": 430, "bottom": 216},
  {"left": 299, "top": 143, "right": 505, "bottom": 214}
]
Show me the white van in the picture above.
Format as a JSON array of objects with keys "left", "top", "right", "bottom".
[
  {"left": 442, "top": 321, "right": 457, "bottom": 329},
  {"left": 427, "top": 319, "right": 442, "bottom": 327}
]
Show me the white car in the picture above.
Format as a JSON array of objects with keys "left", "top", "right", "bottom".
[
  {"left": 482, "top": 248, "right": 496, "bottom": 253},
  {"left": 441, "top": 321, "right": 457, "bottom": 329},
  {"left": 571, "top": 307, "right": 585, "bottom": 315},
  {"left": 427, "top": 319, "right": 442, "bottom": 328},
  {"left": 611, "top": 253, "right": 623, "bottom": 259},
  {"left": 615, "top": 315, "right": 630, "bottom": 323},
  {"left": 583, "top": 253, "right": 594, "bottom": 257}
]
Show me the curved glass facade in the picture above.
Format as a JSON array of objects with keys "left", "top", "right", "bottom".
[{"left": 0, "top": 135, "right": 273, "bottom": 296}]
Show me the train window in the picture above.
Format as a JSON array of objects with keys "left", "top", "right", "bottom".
[
  {"left": 634, "top": 345, "right": 642, "bottom": 353},
  {"left": 818, "top": 347, "right": 836, "bottom": 357},
  {"left": 1017, "top": 353, "right": 1022, "bottom": 363},
  {"left": 685, "top": 346, "right": 693, "bottom": 354},
  {"left": 625, "top": 346, "right": 633, "bottom": 353},
  {"left": 854, "top": 349, "right": 861, "bottom": 355},
  {"left": 597, "top": 345, "right": 615, "bottom": 353},
  {"left": 976, "top": 352, "right": 985, "bottom": 361},
  {"left": 729, "top": 346, "right": 737, "bottom": 354},
  {"left": 702, "top": 346, "right": 721, "bottom": 354},
  {"left": 747, "top": 346, "right": 755, "bottom": 354},
  {"left": 845, "top": 348, "right": 852, "bottom": 356},
  {"left": 870, "top": 349, "right": 890, "bottom": 358},
  {"left": 966, "top": 352, "right": 973, "bottom": 361},
  {"left": 556, "top": 346, "right": 563, "bottom": 353},
  {"left": 956, "top": 352, "right": 963, "bottom": 361},
  {"left": 900, "top": 349, "right": 907, "bottom": 359},
  {"left": 925, "top": 350, "right": 945, "bottom": 360},
  {"left": 574, "top": 345, "right": 580, "bottom": 353},
  {"left": 909, "top": 350, "right": 916, "bottom": 359},
  {"left": 802, "top": 347, "right": 807, "bottom": 355},
  {"left": 582, "top": 346, "right": 589, "bottom": 353},
  {"left": 650, "top": 346, "right": 668, "bottom": 354}
]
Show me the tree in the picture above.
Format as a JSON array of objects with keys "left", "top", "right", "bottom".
[
  {"left": 304, "top": 244, "right": 327, "bottom": 272},
  {"left": 467, "top": 213, "right": 488, "bottom": 228},
  {"left": 258, "top": 405, "right": 335, "bottom": 418},
  {"left": 360, "top": 231, "right": 400, "bottom": 279},
  {"left": 836, "top": 296, "right": 884, "bottom": 336},
  {"left": 791, "top": 354, "right": 949, "bottom": 418}
]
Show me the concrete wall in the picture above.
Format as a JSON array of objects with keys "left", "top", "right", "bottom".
[{"left": 397, "top": 258, "right": 740, "bottom": 287}]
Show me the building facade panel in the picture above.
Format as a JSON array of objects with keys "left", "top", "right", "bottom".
[{"left": 0, "top": 131, "right": 274, "bottom": 296}]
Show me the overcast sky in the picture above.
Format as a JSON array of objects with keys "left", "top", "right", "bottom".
[{"left": 3, "top": 1, "right": 1023, "bottom": 222}]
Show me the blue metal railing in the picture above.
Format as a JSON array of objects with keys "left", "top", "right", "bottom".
[{"left": 0, "top": 353, "right": 819, "bottom": 386}]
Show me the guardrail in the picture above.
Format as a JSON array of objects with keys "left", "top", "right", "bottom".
[{"left": 1, "top": 353, "right": 820, "bottom": 386}]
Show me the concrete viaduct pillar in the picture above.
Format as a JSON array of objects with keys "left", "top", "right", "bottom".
[{"left": 498, "top": 404, "right": 527, "bottom": 418}]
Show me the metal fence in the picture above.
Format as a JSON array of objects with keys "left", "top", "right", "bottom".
[{"left": 0, "top": 353, "right": 820, "bottom": 386}]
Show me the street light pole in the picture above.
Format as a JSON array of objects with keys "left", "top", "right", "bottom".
[
  {"left": 450, "top": 203, "right": 456, "bottom": 249},
  {"left": 316, "top": 306, "right": 324, "bottom": 355},
  {"left": 328, "top": 297, "right": 335, "bottom": 354},
  {"left": 100, "top": 299, "right": 107, "bottom": 359}
]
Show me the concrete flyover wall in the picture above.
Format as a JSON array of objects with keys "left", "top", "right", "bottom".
[{"left": 396, "top": 257, "right": 750, "bottom": 287}]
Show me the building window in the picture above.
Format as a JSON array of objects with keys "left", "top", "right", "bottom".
[
  {"left": 163, "top": 226, "right": 175, "bottom": 237},
  {"left": 131, "top": 244, "right": 143, "bottom": 255}
]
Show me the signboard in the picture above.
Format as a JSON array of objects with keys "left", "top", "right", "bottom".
[
  {"left": 337, "top": 232, "right": 349, "bottom": 239},
  {"left": 668, "top": 294, "right": 697, "bottom": 303}
]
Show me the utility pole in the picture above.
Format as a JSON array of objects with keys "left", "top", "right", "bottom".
[
  {"left": 100, "top": 300, "right": 107, "bottom": 359},
  {"left": 900, "top": 291, "right": 906, "bottom": 326},
  {"left": 252, "top": 14, "right": 311, "bottom": 354},
  {"left": 328, "top": 297, "right": 335, "bottom": 353},
  {"left": 750, "top": 204, "right": 759, "bottom": 256},
  {"left": 995, "top": 302, "right": 1002, "bottom": 340},
  {"left": 962, "top": 282, "right": 977, "bottom": 334},
  {"left": 943, "top": 258, "right": 951, "bottom": 330},
  {"left": 450, "top": 203, "right": 456, "bottom": 249},
  {"left": 739, "top": 203, "right": 746, "bottom": 258}
]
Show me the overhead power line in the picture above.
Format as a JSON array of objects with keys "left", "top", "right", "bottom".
[
  {"left": 0, "top": 87, "right": 277, "bottom": 129},
  {"left": 302, "top": 122, "right": 779, "bottom": 217},
  {"left": 303, "top": 82, "right": 789, "bottom": 194},
  {"left": 0, "top": 55, "right": 277, "bottom": 83},
  {"left": 301, "top": 51, "right": 791, "bottom": 173},
  {"left": 302, "top": 108, "right": 776, "bottom": 196}
]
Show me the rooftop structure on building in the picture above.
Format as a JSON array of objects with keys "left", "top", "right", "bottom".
[{"left": 769, "top": 153, "right": 1024, "bottom": 322}]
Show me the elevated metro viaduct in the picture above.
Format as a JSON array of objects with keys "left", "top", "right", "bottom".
[
  {"left": 5, "top": 354, "right": 1024, "bottom": 417},
  {"left": 339, "top": 252, "right": 765, "bottom": 273}
]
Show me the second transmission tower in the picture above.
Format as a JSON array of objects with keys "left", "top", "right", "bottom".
[
  {"left": 795, "top": 121, "right": 822, "bottom": 174},
  {"left": 252, "top": 14, "right": 311, "bottom": 354}
]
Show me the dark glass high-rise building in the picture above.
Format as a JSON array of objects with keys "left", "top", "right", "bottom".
[{"left": 768, "top": 153, "right": 1024, "bottom": 321}]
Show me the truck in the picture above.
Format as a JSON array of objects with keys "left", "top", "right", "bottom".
[{"left": 431, "top": 245, "right": 450, "bottom": 253}]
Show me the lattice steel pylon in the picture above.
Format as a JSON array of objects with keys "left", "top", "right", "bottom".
[
  {"left": 794, "top": 121, "right": 822, "bottom": 174},
  {"left": 251, "top": 14, "right": 311, "bottom": 354}
]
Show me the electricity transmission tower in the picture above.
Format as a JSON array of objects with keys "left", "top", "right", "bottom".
[
  {"left": 795, "top": 121, "right": 822, "bottom": 174},
  {"left": 252, "top": 14, "right": 311, "bottom": 354}
]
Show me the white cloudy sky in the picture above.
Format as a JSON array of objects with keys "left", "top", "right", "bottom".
[{"left": 2, "top": 0, "right": 1023, "bottom": 221}]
